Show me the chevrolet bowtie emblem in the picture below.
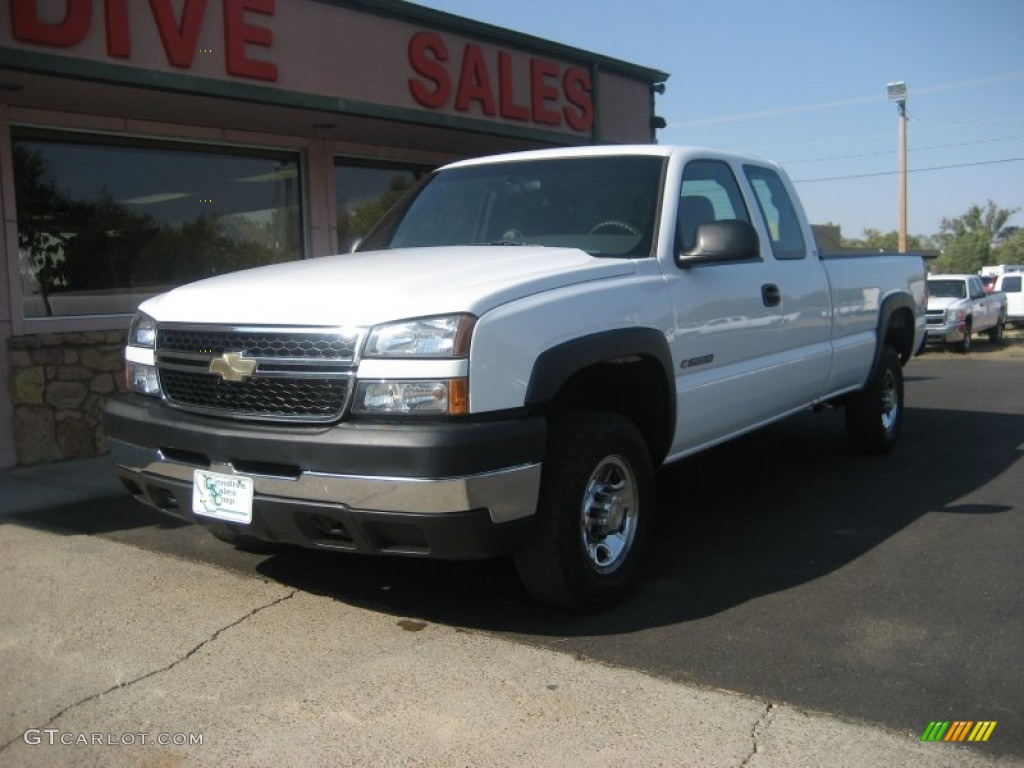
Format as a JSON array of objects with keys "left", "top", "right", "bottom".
[{"left": 209, "top": 352, "right": 257, "bottom": 382}]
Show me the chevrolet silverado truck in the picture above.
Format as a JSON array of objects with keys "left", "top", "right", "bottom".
[
  {"left": 105, "top": 145, "right": 927, "bottom": 611},
  {"left": 925, "top": 273, "right": 1007, "bottom": 353}
]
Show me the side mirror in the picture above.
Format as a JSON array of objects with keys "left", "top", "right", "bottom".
[{"left": 676, "top": 220, "right": 760, "bottom": 268}]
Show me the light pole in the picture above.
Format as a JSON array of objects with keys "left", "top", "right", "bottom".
[{"left": 887, "top": 81, "right": 908, "bottom": 253}]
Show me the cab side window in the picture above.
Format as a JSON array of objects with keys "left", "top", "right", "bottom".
[
  {"left": 744, "top": 165, "right": 807, "bottom": 260},
  {"left": 677, "top": 160, "right": 750, "bottom": 253}
]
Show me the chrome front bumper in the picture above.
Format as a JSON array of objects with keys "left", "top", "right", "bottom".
[{"left": 110, "top": 440, "right": 541, "bottom": 525}]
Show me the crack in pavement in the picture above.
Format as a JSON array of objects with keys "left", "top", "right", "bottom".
[
  {"left": 0, "top": 589, "right": 298, "bottom": 754},
  {"left": 739, "top": 702, "right": 776, "bottom": 767}
]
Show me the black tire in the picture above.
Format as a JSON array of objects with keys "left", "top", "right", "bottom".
[
  {"left": 514, "top": 412, "right": 653, "bottom": 612},
  {"left": 988, "top": 316, "right": 1005, "bottom": 343},
  {"left": 957, "top": 321, "right": 972, "bottom": 354},
  {"left": 205, "top": 522, "right": 283, "bottom": 554},
  {"left": 845, "top": 345, "right": 904, "bottom": 455}
]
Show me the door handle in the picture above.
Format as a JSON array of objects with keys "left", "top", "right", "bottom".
[{"left": 762, "top": 283, "right": 781, "bottom": 307}]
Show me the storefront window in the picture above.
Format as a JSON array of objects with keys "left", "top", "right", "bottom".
[
  {"left": 334, "top": 162, "right": 428, "bottom": 250},
  {"left": 12, "top": 129, "right": 303, "bottom": 318}
]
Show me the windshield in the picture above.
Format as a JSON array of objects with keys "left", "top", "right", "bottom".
[
  {"left": 928, "top": 279, "right": 966, "bottom": 299},
  {"left": 360, "top": 155, "right": 664, "bottom": 257}
]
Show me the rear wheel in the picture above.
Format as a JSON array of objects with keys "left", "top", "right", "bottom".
[
  {"left": 845, "top": 345, "right": 904, "bottom": 455},
  {"left": 988, "top": 315, "right": 1005, "bottom": 343},
  {"left": 515, "top": 412, "right": 653, "bottom": 612}
]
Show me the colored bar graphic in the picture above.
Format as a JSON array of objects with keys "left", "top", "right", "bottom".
[
  {"left": 945, "top": 721, "right": 973, "bottom": 741},
  {"left": 920, "top": 720, "right": 996, "bottom": 742},
  {"left": 968, "top": 722, "right": 997, "bottom": 742}
]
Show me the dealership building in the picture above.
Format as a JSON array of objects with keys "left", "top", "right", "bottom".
[{"left": 0, "top": 0, "right": 667, "bottom": 467}]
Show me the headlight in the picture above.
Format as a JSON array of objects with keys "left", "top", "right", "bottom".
[
  {"left": 947, "top": 308, "right": 966, "bottom": 323},
  {"left": 127, "top": 362, "right": 161, "bottom": 396},
  {"left": 126, "top": 312, "right": 161, "bottom": 396},
  {"left": 364, "top": 314, "right": 475, "bottom": 358},
  {"left": 353, "top": 379, "right": 468, "bottom": 415},
  {"left": 129, "top": 312, "right": 157, "bottom": 348}
]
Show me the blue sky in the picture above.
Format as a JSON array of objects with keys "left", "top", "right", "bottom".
[{"left": 412, "top": 0, "right": 1024, "bottom": 240}]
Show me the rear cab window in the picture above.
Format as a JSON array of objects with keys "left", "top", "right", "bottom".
[
  {"left": 744, "top": 165, "right": 807, "bottom": 260},
  {"left": 1000, "top": 275, "right": 1021, "bottom": 293}
]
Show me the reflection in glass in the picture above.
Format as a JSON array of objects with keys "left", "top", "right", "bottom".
[
  {"left": 334, "top": 163, "right": 426, "bottom": 251},
  {"left": 13, "top": 130, "right": 303, "bottom": 317}
]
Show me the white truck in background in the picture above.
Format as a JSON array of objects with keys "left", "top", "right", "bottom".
[
  {"left": 980, "top": 264, "right": 1023, "bottom": 293},
  {"left": 105, "top": 145, "right": 927, "bottom": 611},
  {"left": 991, "top": 272, "right": 1024, "bottom": 326},
  {"left": 926, "top": 273, "right": 1008, "bottom": 352}
]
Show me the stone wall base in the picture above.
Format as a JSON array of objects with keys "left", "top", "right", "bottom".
[{"left": 8, "top": 331, "right": 127, "bottom": 466}]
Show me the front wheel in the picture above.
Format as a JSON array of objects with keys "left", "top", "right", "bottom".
[
  {"left": 957, "top": 321, "right": 972, "bottom": 354},
  {"left": 515, "top": 412, "right": 653, "bottom": 612},
  {"left": 845, "top": 345, "right": 904, "bottom": 455}
]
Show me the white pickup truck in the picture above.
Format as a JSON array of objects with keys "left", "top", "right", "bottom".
[
  {"left": 925, "top": 273, "right": 1007, "bottom": 353},
  {"left": 105, "top": 145, "right": 927, "bottom": 611}
]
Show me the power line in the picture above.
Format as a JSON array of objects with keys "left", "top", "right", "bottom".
[
  {"left": 782, "top": 135, "right": 1024, "bottom": 165},
  {"left": 741, "top": 115, "right": 1024, "bottom": 155},
  {"left": 792, "top": 157, "right": 1024, "bottom": 183}
]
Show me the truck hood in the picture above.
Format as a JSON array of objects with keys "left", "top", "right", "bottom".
[{"left": 140, "top": 246, "right": 637, "bottom": 326}]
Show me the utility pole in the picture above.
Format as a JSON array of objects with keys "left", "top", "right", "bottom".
[{"left": 887, "top": 82, "right": 908, "bottom": 252}]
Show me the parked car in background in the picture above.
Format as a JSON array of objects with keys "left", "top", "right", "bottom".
[
  {"left": 926, "top": 274, "right": 1007, "bottom": 353},
  {"left": 991, "top": 272, "right": 1024, "bottom": 326},
  {"left": 980, "top": 264, "right": 1023, "bottom": 294}
]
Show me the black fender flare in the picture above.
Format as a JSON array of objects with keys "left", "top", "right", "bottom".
[
  {"left": 870, "top": 292, "right": 917, "bottom": 379},
  {"left": 525, "top": 328, "right": 676, "bottom": 459}
]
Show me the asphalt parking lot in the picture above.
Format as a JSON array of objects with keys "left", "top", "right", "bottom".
[{"left": 3, "top": 355, "right": 1022, "bottom": 764}]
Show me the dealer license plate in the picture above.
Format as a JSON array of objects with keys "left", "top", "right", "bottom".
[{"left": 192, "top": 470, "right": 254, "bottom": 525}]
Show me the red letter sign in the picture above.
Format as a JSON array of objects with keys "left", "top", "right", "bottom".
[
  {"left": 454, "top": 44, "right": 495, "bottom": 116},
  {"left": 223, "top": 0, "right": 277, "bottom": 81},
  {"left": 408, "top": 31, "right": 450, "bottom": 109},
  {"left": 104, "top": 0, "right": 131, "bottom": 58},
  {"left": 530, "top": 58, "right": 561, "bottom": 126},
  {"left": 498, "top": 51, "right": 529, "bottom": 122},
  {"left": 563, "top": 67, "right": 593, "bottom": 132},
  {"left": 149, "top": 0, "right": 207, "bottom": 69},
  {"left": 10, "top": 0, "right": 91, "bottom": 48}
]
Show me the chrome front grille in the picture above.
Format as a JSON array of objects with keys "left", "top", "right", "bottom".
[
  {"left": 158, "top": 328, "right": 358, "bottom": 360},
  {"left": 155, "top": 325, "right": 359, "bottom": 422}
]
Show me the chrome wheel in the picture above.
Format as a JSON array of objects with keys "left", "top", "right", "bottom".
[
  {"left": 846, "top": 345, "right": 904, "bottom": 455},
  {"left": 580, "top": 456, "right": 638, "bottom": 573},
  {"left": 879, "top": 368, "right": 900, "bottom": 434},
  {"left": 514, "top": 412, "right": 653, "bottom": 611}
]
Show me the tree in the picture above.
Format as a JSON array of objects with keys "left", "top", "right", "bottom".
[
  {"left": 994, "top": 227, "right": 1024, "bottom": 263},
  {"left": 934, "top": 200, "right": 1019, "bottom": 273},
  {"left": 842, "top": 228, "right": 934, "bottom": 252}
]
